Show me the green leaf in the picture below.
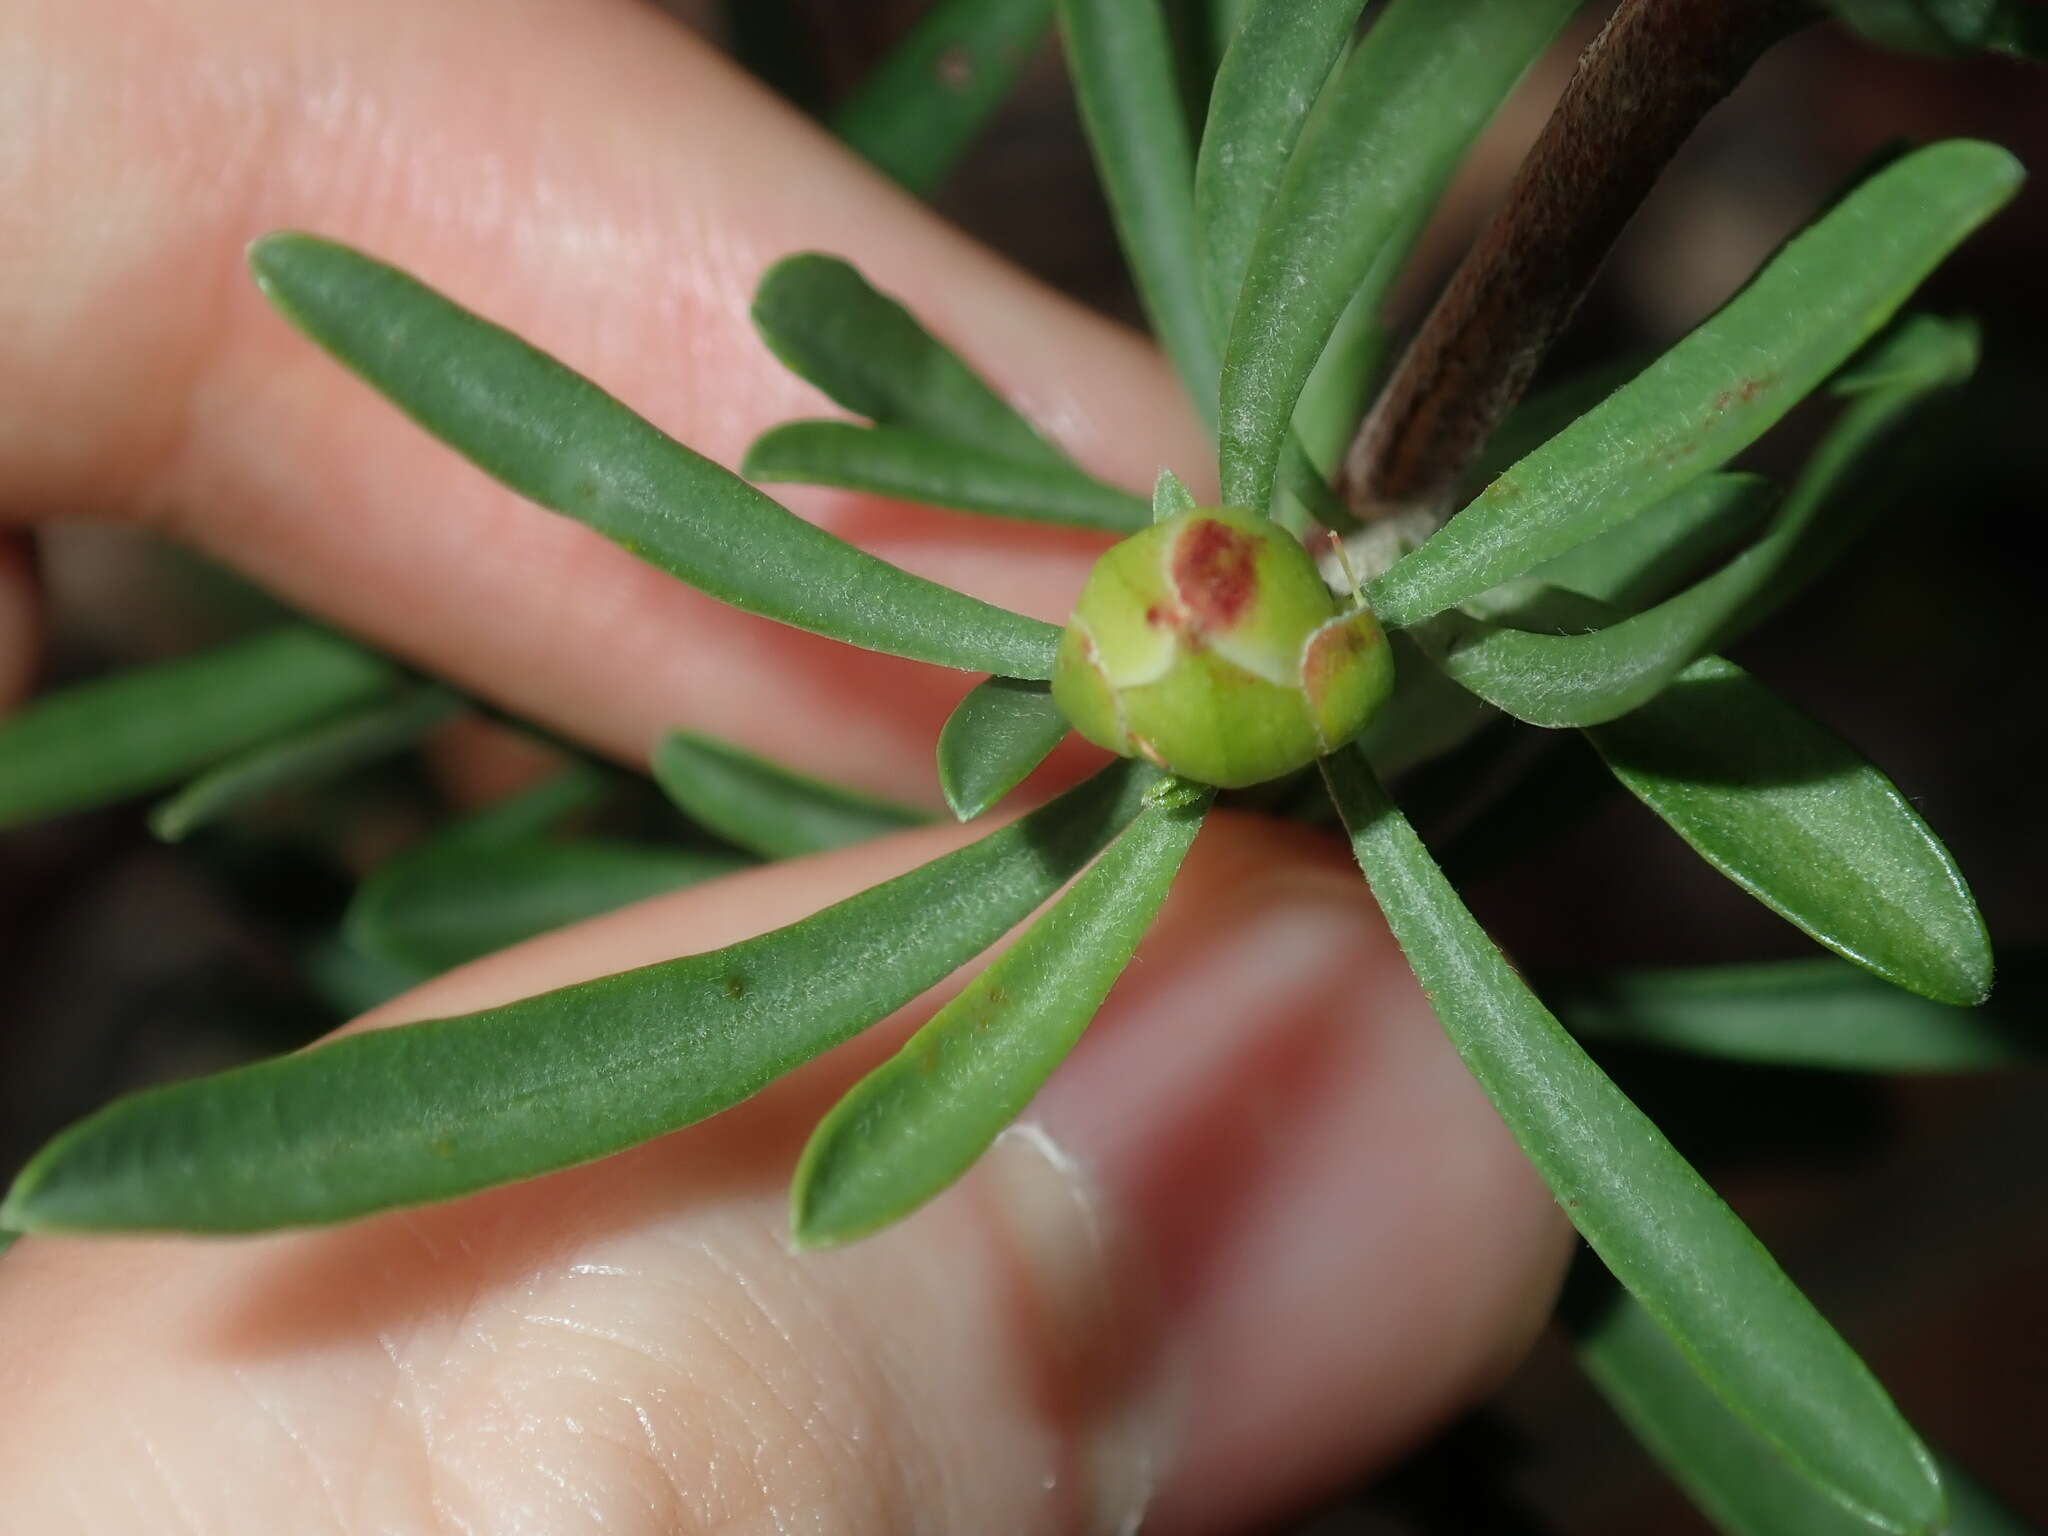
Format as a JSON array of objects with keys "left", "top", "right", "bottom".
[
  {"left": 424, "top": 763, "right": 616, "bottom": 852},
  {"left": 1467, "top": 357, "right": 1647, "bottom": 492},
  {"left": 1822, "top": 0, "right": 2048, "bottom": 59},
  {"left": 936, "top": 676, "right": 1070, "bottom": 821},
  {"left": 1152, "top": 467, "right": 1197, "bottom": 522},
  {"left": 1275, "top": 435, "right": 1360, "bottom": 536},
  {"left": 0, "top": 626, "right": 398, "bottom": 831},
  {"left": 1555, "top": 953, "right": 2046, "bottom": 1074},
  {"left": 1585, "top": 657, "right": 1992, "bottom": 1006},
  {"left": 149, "top": 685, "right": 461, "bottom": 842},
  {"left": 304, "top": 933, "right": 433, "bottom": 1018},
  {"left": 1831, "top": 309, "right": 1983, "bottom": 396},
  {"left": 1197, "top": 0, "right": 1256, "bottom": 78},
  {"left": 1293, "top": 277, "right": 1393, "bottom": 475},
  {"left": 1526, "top": 472, "right": 1776, "bottom": 612},
  {"left": 1194, "top": 0, "right": 1366, "bottom": 340},
  {"left": 1319, "top": 751, "right": 1945, "bottom": 1535},
  {"left": 1056, "top": 0, "right": 1220, "bottom": 424},
  {"left": 348, "top": 839, "right": 749, "bottom": 976},
  {"left": 792, "top": 790, "right": 1207, "bottom": 1245},
  {"left": 1578, "top": 1289, "right": 2033, "bottom": 1536},
  {"left": 1435, "top": 494, "right": 1774, "bottom": 727},
  {"left": 742, "top": 421, "right": 1149, "bottom": 532},
  {"left": 1442, "top": 321, "right": 1977, "bottom": 728},
  {"left": 1218, "top": 0, "right": 1576, "bottom": 511},
  {"left": 1275, "top": 281, "right": 1397, "bottom": 535},
  {"left": 1368, "top": 142, "right": 2024, "bottom": 628},
  {"left": 651, "top": 729, "right": 928, "bottom": 860},
  {"left": 831, "top": 0, "right": 1056, "bottom": 196},
  {"left": 750, "top": 254, "right": 1065, "bottom": 465},
  {"left": 250, "top": 234, "right": 1059, "bottom": 679},
  {"left": 1, "top": 763, "right": 1154, "bottom": 1233}
]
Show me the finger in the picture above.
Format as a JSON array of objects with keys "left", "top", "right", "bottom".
[
  {"left": 0, "top": 816, "right": 1569, "bottom": 1534},
  {"left": 2, "top": 0, "right": 1208, "bottom": 804}
]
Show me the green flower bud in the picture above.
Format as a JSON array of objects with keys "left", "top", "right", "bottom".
[{"left": 1052, "top": 507, "right": 1395, "bottom": 789}]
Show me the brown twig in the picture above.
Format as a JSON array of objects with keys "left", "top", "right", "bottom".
[{"left": 1340, "top": 0, "right": 1808, "bottom": 522}]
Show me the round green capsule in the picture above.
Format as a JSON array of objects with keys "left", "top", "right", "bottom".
[{"left": 1051, "top": 507, "right": 1394, "bottom": 789}]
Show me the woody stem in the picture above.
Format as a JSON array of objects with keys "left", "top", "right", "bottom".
[{"left": 1339, "top": 0, "right": 1808, "bottom": 522}]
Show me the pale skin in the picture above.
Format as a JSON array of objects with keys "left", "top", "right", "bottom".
[{"left": 0, "top": 2, "right": 1573, "bottom": 1530}]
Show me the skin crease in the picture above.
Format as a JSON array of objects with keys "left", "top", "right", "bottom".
[{"left": 0, "top": 1, "right": 1574, "bottom": 1531}]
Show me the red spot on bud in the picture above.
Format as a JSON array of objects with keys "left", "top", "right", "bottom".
[
  {"left": 1302, "top": 617, "right": 1373, "bottom": 706},
  {"left": 1171, "top": 518, "right": 1258, "bottom": 631}
]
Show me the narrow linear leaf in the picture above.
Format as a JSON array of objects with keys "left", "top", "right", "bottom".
[
  {"left": 1198, "top": 0, "right": 1256, "bottom": 78},
  {"left": 1576, "top": 1286, "right": 1888, "bottom": 1536},
  {"left": 150, "top": 686, "right": 461, "bottom": 842},
  {"left": 0, "top": 763, "right": 1155, "bottom": 1233},
  {"left": 1056, "top": 0, "right": 1220, "bottom": 424},
  {"left": 1320, "top": 751, "right": 1945, "bottom": 1535},
  {"left": 0, "top": 626, "right": 397, "bottom": 831},
  {"left": 1276, "top": 435, "right": 1361, "bottom": 535},
  {"left": 1152, "top": 467, "right": 1197, "bottom": 522},
  {"left": 1578, "top": 1289, "right": 2032, "bottom": 1536},
  {"left": 651, "top": 729, "right": 928, "bottom": 860},
  {"left": 425, "top": 763, "right": 616, "bottom": 853},
  {"left": 1526, "top": 472, "right": 1777, "bottom": 612},
  {"left": 321, "top": 764, "right": 627, "bottom": 1007},
  {"left": 1293, "top": 276, "right": 1394, "bottom": 478},
  {"left": 304, "top": 933, "right": 433, "bottom": 1019},
  {"left": 1555, "top": 952, "right": 2048, "bottom": 1074},
  {"left": 1279, "top": 282, "right": 1394, "bottom": 533},
  {"left": 751, "top": 254, "right": 1065, "bottom": 465},
  {"left": 793, "top": 791, "right": 1208, "bottom": 1246},
  {"left": 1219, "top": 0, "right": 1576, "bottom": 510},
  {"left": 250, "top": 234, "right": 1058, "bottom": 679},
  {"left": 1822, "top": 0, "right": 2048, "bottom": 59},
  {"left": 937, "top": 676, "right": 1070, "bottom": 821},
  {"left": 1585, "top": 657, "right": 1992, "bottom": 1006},
  {"left": 832, "top": 0, "right": 1055, "bottom": 197},
  {"left": 1468, "top": 357, "right": 1648, "bottom": 492},
  {"left": 1369, "top": 142, "right": 2023, "bottom": 628},
  {"left": 1195, "top": 0, "right": 1366, "bottom": 339},
  {"left": 1436, "top": 483, "right": 1779, "bottom": 726},
  {"left": 1832, "top": 309, "right": 1983, "bottom": 395},
  {"left": 1441, "top": 318, "right": 1979, "bottom": 726},
  {"left": 743, "top": 421, "right": 1149, "bottom": 532},
  {"left": 348, "top": 839, "right": 751, "bottom": 976}
]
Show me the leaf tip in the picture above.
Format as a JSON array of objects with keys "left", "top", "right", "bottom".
[
  {"left": 786, "top": 1154, "right": 865, "bottom": 1253},
  {"left": 735, "top": 429, "right": 784, "bottom": 482},
  {"left": 0, "top": 1165, "right": 46, "bottom": 1237},
  {"left": 146, "top": 801, "right": 192, "bottom": 844},
  {"left": 245, "top": 229, "right": 324, "bottom": 291},
  {"left": 938, "top": 779, "right": 983, "bottom": 824}
]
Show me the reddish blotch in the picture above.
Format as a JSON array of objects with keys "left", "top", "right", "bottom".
[{"left": 1170, "top": 517, "right": 1258, "bottom": 631}]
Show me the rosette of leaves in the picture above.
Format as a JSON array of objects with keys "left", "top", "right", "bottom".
[{"left": 1, "top": 2, "right": 2037, "bottom": 1531}]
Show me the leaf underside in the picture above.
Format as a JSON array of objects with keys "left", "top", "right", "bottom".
[
  {"left": 2, "top": 763, "right": 1155, "bottom": 1233},
  {"left": 1321, "top": 750, "right": 1944, "bottom": 1536}
]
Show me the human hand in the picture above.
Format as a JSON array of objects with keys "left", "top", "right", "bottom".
[{"left": 0, "top": 2, "right": 1570, "bottom": 1529}]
